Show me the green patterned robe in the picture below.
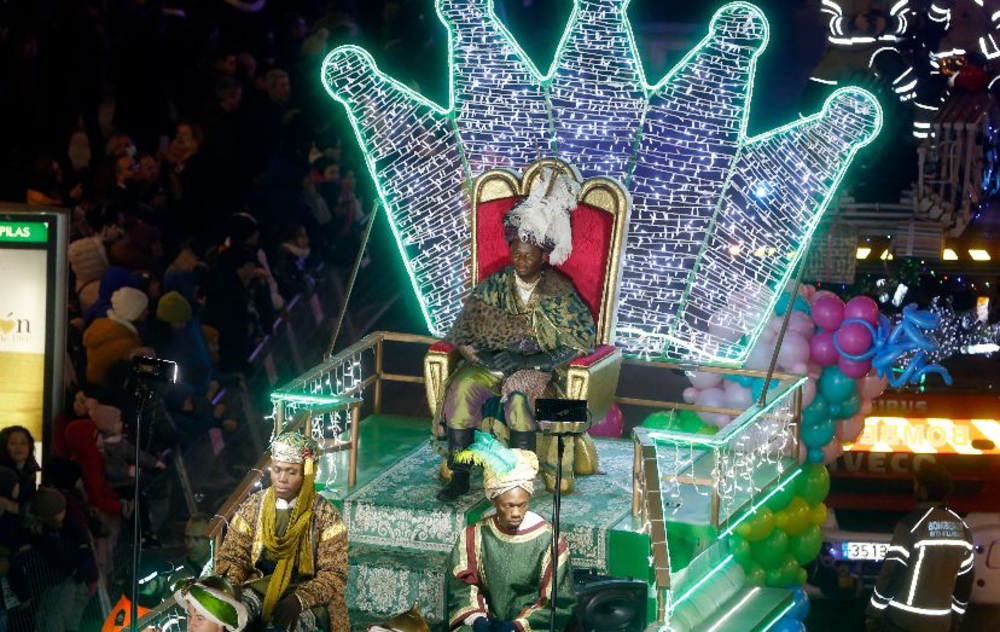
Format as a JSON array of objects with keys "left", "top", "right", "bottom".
[
  {"left": 447, "top": 513, "right": 575, "bottom": 632},
  {"left": 436, "top": 267, "right": 596, "bottom": 437}
]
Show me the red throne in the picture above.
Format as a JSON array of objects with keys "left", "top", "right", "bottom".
[{"left": 424, "top": 158, "right": 627, "bottom": 490}]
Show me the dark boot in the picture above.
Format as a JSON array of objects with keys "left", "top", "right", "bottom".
[
  {"left": 436, "top": 428, "right": 474, "bottom": 502},
  {"left": 508, "top": 429, "right": 537, "bottom": 452}
]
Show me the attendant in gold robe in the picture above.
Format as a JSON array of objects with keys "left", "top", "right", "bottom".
[{"left": 215, "top": 433, "right": 348, "bottom": 632}]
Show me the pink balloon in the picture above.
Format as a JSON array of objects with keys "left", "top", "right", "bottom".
[
  {"left": 689, "top": 370, "right": 724, "bottom": 390},
  {"left": 791, "top": 362, "right": 809, "bottom": 375},
  {"left": 812, "top": 296, "right": 845, "bottom": 331},
  {"left": 711, "top": 414, "right": 733, "bottom": 428},
  {"left": 860, "top": 399, "right": 873, "bottom": 416},
  {"left": 821, "top": 441, "right": 844, "bottom": 465},
  {"left": 787, "top": 311, "right": 816, "bottom": 339},
  {"left": 810, "top": 330, "right": 840, "bottom": 366},
  {"left": 760, "top": 327, "right": 777, "bottom": 343},
  {"left": 777, "top": 332, "right": 811, "bottom": 369},
  {"left": 844, "top": 295, "right": 880, "bottom": 327},
  {"left": 811, "top": 290, "right": 838, "bottom": 306},
  {"left": 859, "top": 370, "right": 888, "bottom": 399},
  {"left": 724, "top": 380, "right": 754, "bottom": 409},
  {"left": 696, "top": 388, "right": 726, "bottom": 424},
  {"left": 801, "top": 378, "right": 817, "bottom": 408},
  {"left": 589, "top": 404, "right": 624, "bottom": 438},
  {"left": 797, "top": 443, "right": 808, "bottom": 465},
  {"left": 682, "top": 387, "right": 699, "bottom": 404},
  {"left": 799, "top": 284, "right": 816, "bottom": 300},
  {"left": 838, "top": 355, "right": 872, "bottom": 379},
  {"left": 745, "top": 340, "right": 776, "bottom": 371},
  {"left": 837, "top": 414, "right": 866, "bottom": 443},
  {"left": 837, "top": 321, "right": 873, "bottom": 356},
  {"left": 767, "top": 315, "right": 784, "bottom": 334},
  {"left": 807, "top": 361, "right": 823, "bottom": 379}
]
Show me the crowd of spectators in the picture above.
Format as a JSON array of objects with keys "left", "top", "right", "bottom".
[{"left": 0, "top": 0, "right": 451, "bottom": 629}]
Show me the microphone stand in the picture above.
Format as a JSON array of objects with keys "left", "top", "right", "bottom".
[
  {"left": 130, "top": 383, "right": 155, "bottom": 632},
  {"left": 542, "top": 421, "right": 589, "bottom": 632}
]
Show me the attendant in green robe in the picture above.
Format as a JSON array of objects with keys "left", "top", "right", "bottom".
[
  {"left": 446, "top": 433, "right": 575, "bottom": 631},
  {"left": 437, "top": 168, "right": 596, "bottom": 501}
]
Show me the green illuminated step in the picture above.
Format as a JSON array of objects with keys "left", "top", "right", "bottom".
[{"left": 691, "top": 586, "right": 791, "bottom": 632}]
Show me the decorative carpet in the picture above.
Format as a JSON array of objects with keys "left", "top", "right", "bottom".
[
  {"left": 343, "top": 438, "right": 635, "bottom": 573},
  {"left": 343, "top": 442, "right": 486, "bottom": 552},
  {"left": 347, "top": 543, "right": 449, "bottom": 625}
]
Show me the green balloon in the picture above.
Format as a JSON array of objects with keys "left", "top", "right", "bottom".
[
  {"left": 730, "top": 534, "right": 753, "bottom": 567},
  {"left": 642, "top": 411, "right": 678, "bottom": 430},
  {"left": 764, "top": 479, "right": 797, "bottom": 513},
  {"left": 796, "top": 567, "right": 809, "bottom": 585},
  {"left": 745, "top": 562, "right": 766, "bottom": 586},
  {"left": 798, "top": 464, "right": 831, "bottom": 505},
  {"left": 751, "top": 529, "right": 789, "bottom": 570},
  {"left": 801, "top": 394, "right": 830, "bottom": 427},
  {"left": 676, "top": 410, "right": 708, "bottom": 433},
  {"left": 819, "top": 367, "right": 856, "bottom": 404},
  {"left": 789, "top": 525, "right": 824, "bottom": 565}
]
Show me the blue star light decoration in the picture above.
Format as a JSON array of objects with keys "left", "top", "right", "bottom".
[{"left": 321, "top": 0, "right": 882, "bottom": 363}]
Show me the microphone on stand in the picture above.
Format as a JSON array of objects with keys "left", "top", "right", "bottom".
[{"left": 536, "top": 398, "right": 590, "bottom": 632}]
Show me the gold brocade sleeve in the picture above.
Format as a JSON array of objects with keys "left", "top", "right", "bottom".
[
  {"left": 214, "top": 493, "right": 262, "bottom": 587},
  {"left": 293, "top": 499, "right": 349, "bottom": 632}
]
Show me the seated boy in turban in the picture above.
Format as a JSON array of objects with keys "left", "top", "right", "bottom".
[
  {"left": 436, "top": 168, "right": 596, "bottom": 501},
  {"left": 214, "top": 433, "right": 348, "bottom": 632},
  {"left": 446, "top": 432, "right": 575, "bottom": 631},
  {"left": 174, "top": 576, "right": 249, "bottom": 632}
]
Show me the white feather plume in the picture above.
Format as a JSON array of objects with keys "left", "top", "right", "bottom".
[{"left": 508, "top": 167, "right": 581, "bottom": 266}]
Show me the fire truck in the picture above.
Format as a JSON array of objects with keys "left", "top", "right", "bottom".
[{"left": 813, "top": 391, "right": 1000, "bottom": 604}]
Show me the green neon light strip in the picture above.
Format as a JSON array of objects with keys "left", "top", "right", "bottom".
[
  {"left": 669, "top": 554, "right": 735, "bottom": 614},
  {"left": 270, "top": 391, "right": 360, "bottom": 407},
  {"left": 760, "top": 602, "right": 796, "bottom": 631},
  {"left": 719, "top": 467, "right": 803, "bottom": 539}
]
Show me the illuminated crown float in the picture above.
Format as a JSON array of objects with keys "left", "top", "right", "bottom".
[{"left": 321, "top": 0, "right": 882, "bottom": 363}]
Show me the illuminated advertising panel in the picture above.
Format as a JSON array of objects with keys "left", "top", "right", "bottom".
[
  {"left": 0, "top": 206, "right": 67, "bottom": 455},
  {"left": 843, "top": 417, "right": 1000, "bottom": 455}
]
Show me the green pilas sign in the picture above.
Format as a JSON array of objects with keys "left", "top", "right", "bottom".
[{"left": 0, "top": 221, "right": 48, "bottom": 243}]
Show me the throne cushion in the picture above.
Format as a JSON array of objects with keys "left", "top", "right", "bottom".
[{"left": 475, "top": 197, "right": 615, "bottom": 324}]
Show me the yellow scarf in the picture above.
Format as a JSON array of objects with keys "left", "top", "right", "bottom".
[{"left": 260, "top": 473, "right": 316, "bottom": 621}]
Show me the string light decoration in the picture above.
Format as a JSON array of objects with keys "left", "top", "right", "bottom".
[
  {"left": 321, "top": 0, "right": 882, "bottom": 362},
  {"left": 925, "top": 297, "right": 1000, "bottom": 360}
]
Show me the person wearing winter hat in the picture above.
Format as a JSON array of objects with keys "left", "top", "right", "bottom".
[
  {"left": 29, "top": 486, "right": 67, "bottom": 529},
  {"left": 435, "top": 166, "right": 596, "bottom": 501},
  {"left": 83, "top": 286, "right": 149, "bottom": 386},
  {"left": 174, "top": 576, "right": 250, "bottom": 632},
  {"left": 445, "top": 432, "right": 575, "bottom": 632},
  {"left": 158, "top": 290, "right": 214, "bottom": 395},
  {"left": 157, "top": 290, "right": 193, "bottom": 327},
  {"left": 83, "top": 266, "right": 140, "bottom": 327},
  {"left": 90, "top": 402, "right": 165, "bottom": 495}
]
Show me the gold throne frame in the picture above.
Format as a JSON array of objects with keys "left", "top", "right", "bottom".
[{"left": 425, "top": 157, "right": 628, "bottom": 443}]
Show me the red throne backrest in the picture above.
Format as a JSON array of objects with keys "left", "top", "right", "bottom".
[{"left": 475, "top": 197, "right": 615, "bottom": 325}]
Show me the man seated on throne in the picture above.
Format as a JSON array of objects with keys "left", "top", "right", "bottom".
[
  {"left": 214, "top": 432, "right": 348, "bottom": 632},
  {"left": 436, "top": 168, "right": 597, "bottom": 502}
]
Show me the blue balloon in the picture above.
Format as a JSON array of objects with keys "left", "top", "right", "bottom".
[
  {"left": 769, "top": 618, "right": 806, "bottom": 632},
  {"left": 836, "top": 392, "right": 861, "bottom": 420},
  {"left": 819, "top": 366, "right": 856, "bottom": 403},
  {"left": 775, "top": 291, "right": 811, "bottom": 317},
  {"left": 788, "top": 586, "right": 810, "bottom": 621},
  {"left": 827, "top": 402, "right": 842, "bottom": 419},
  {"left": 801, "top": 394, "right": 829, "bottom": 427},
  {"left": 750, "top": 377, "right": 781, "bottom": 402},
  {"left": 802, "top": 419, "right": 835, "bottom": 448},
  {"left": 806, "top": 447, "right": 825, "bottom": 464},
  {"left": 731, "top": 374, "right": 756, "bottom": 387}
]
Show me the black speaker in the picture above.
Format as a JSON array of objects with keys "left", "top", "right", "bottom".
[{"left": 575, "top": 579, "right": 647, "bottom": 632}]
